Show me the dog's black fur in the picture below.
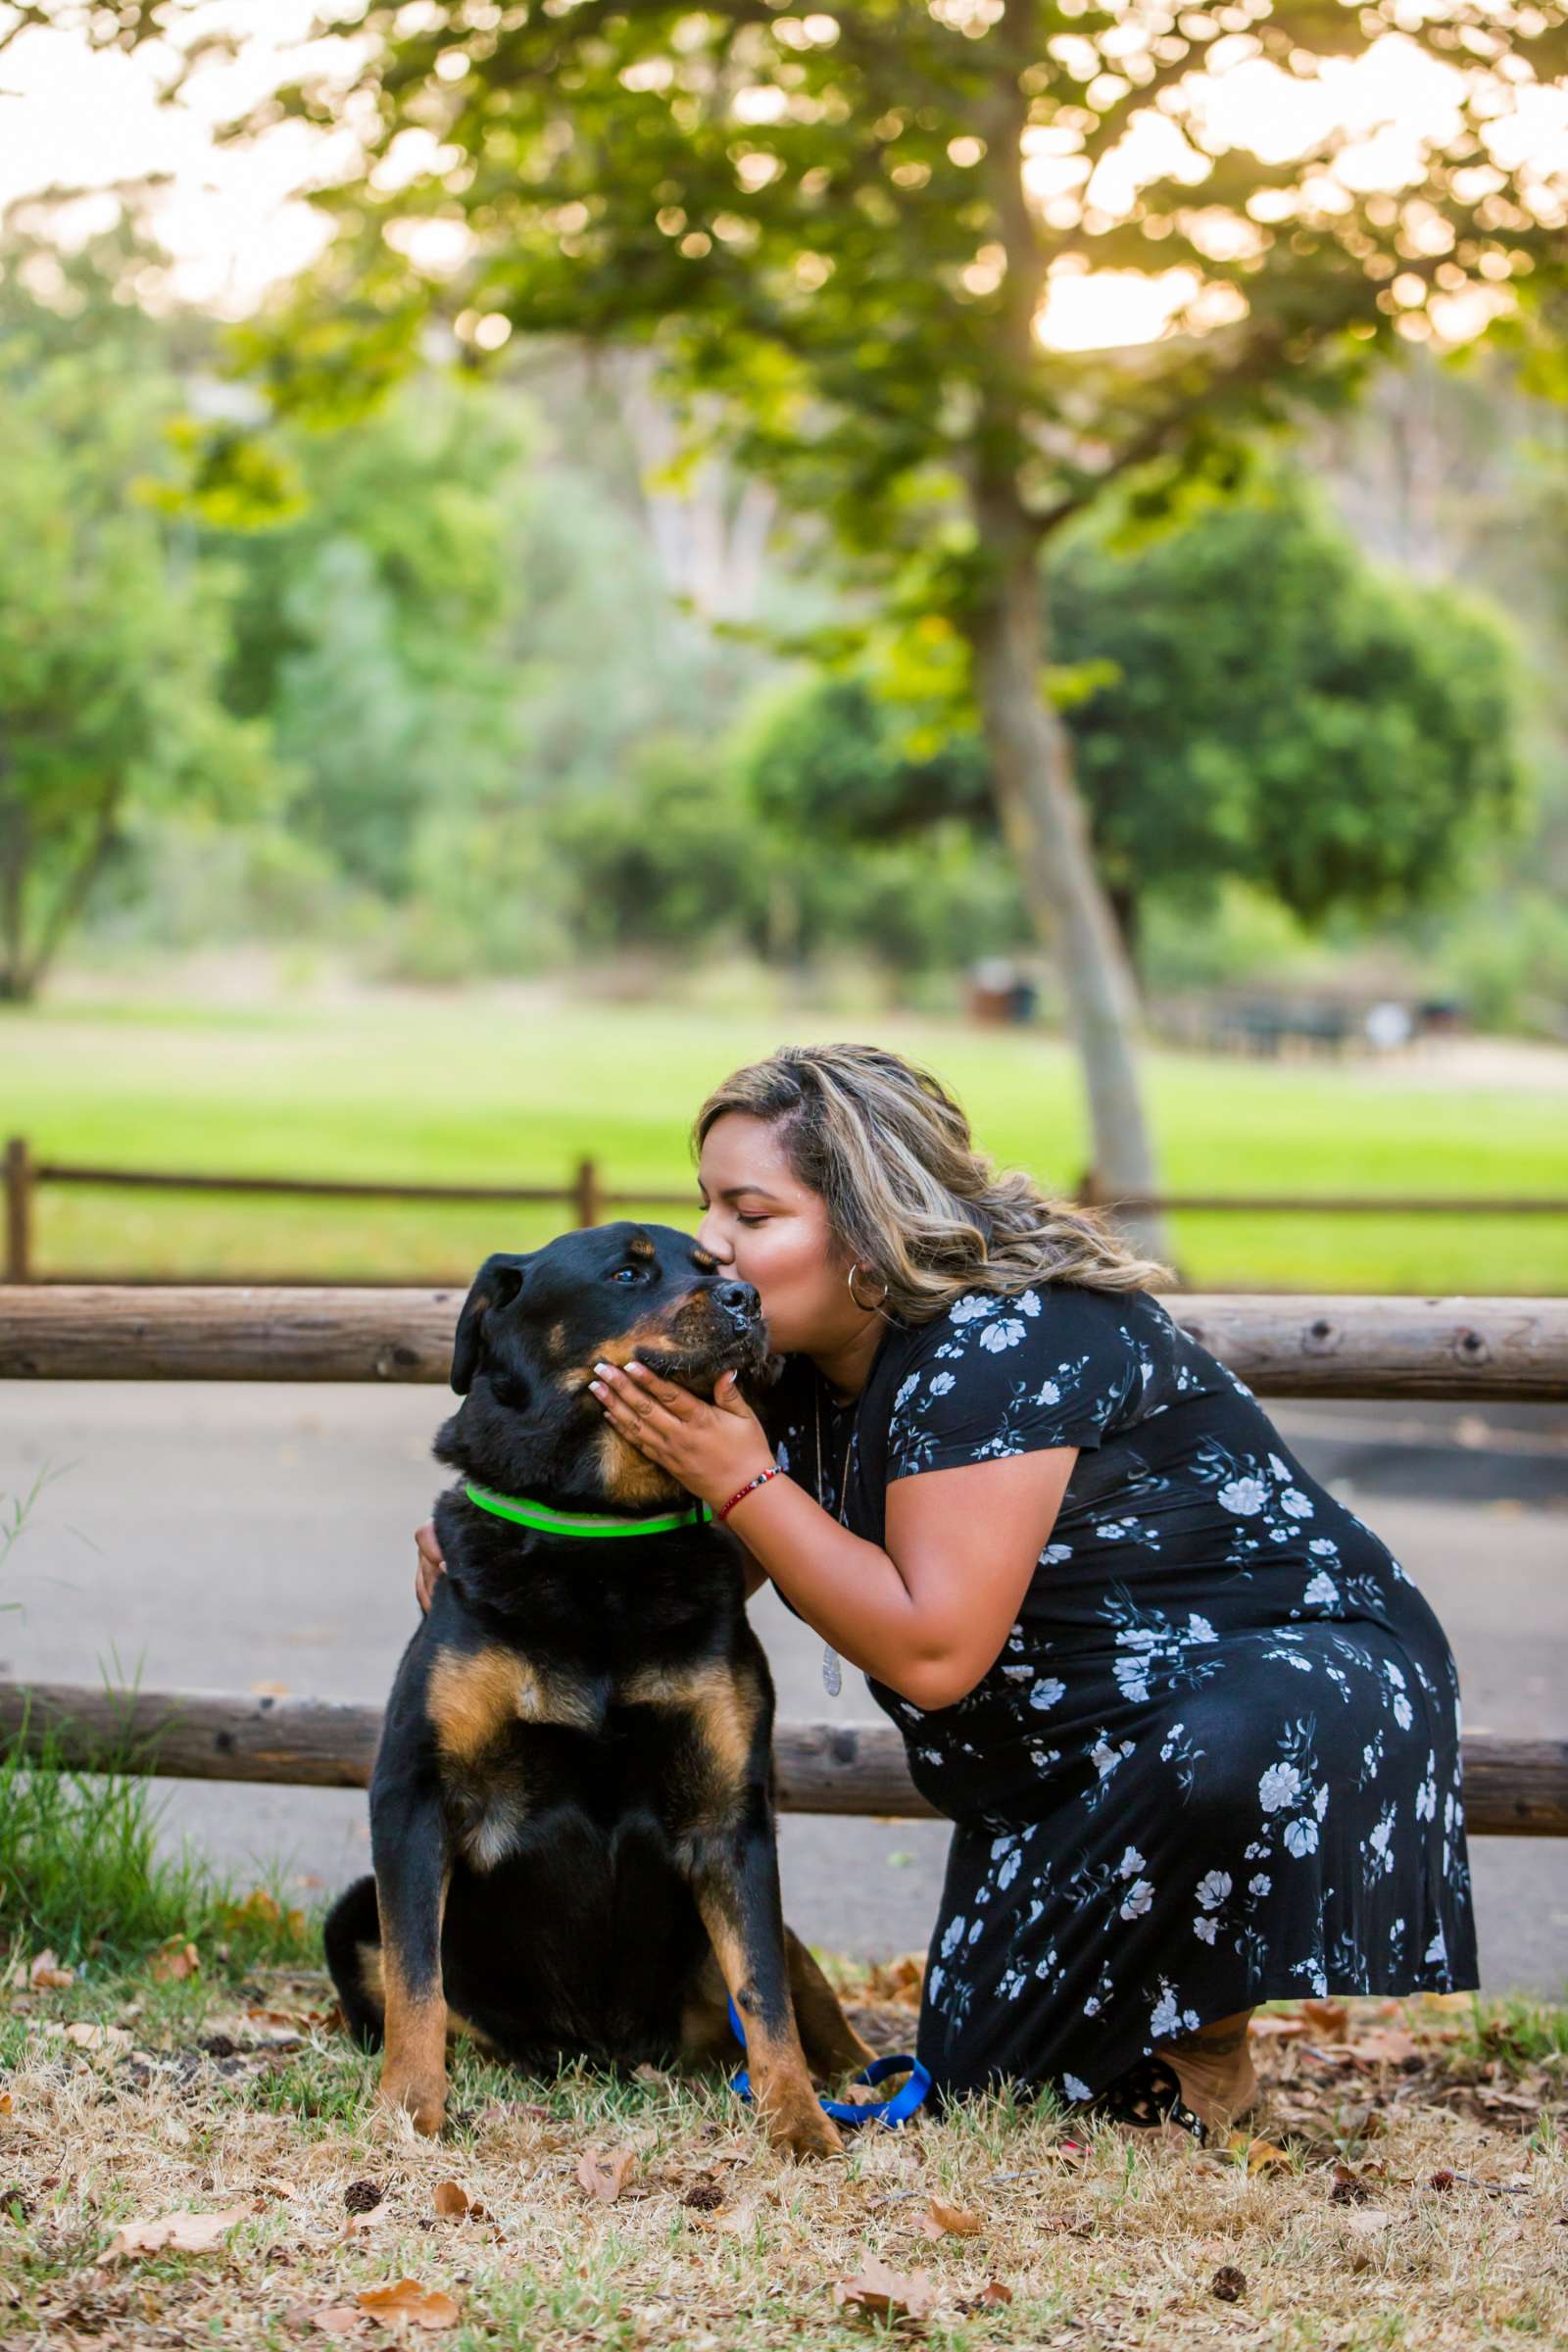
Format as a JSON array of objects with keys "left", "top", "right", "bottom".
[{"left": 323, "top": 1222, "right": 870, "bottom": 2157}]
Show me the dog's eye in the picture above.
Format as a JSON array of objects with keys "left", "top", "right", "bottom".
[{"left": 610, "top": 1266, "right": 642, "bottom": 1285}]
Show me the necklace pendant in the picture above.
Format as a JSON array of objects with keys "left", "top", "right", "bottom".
[{"left": 821, "top": 1642, "right": 842, "bottom": 1698}]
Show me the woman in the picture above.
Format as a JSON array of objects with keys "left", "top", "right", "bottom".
[{"left": 415, "top": 1041, "right": 1477, "bottom": 2134}]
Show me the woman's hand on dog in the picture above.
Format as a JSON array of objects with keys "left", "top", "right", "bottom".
[
  {"left": 415, "top": 1519, "right": 445, "bottom": 1613},
  {"left": 590, "top": 1360, "right": 775, "bottom": 1512}
]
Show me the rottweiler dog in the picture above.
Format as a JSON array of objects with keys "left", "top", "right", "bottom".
[{"left": 324, "top": 1222, "right": 873, "bottom": 2159}]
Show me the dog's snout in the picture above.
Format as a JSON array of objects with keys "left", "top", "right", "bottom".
[{"left": 714, "top": 1280, "right": 760, "bottom": 1320}]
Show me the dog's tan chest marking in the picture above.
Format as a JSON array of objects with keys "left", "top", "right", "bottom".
[
  {"left": 451, "top": 1776, "right": 533, "bottom": 1872},
  {"left": 427, "top": 1647, "right": 603, "bottom": 1763},
  {"left": 621, "top": 1660, "right": 762, "bottom": 1821}
]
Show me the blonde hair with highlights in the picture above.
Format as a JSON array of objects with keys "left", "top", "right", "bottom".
[{"left": 693, "top": 1043, "right": 1169, "bottom": 1325}]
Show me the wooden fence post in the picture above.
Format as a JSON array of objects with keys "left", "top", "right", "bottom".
[
  {"left": 4, "top": 1137, "right": 32, "bottom": 1283},
  {"left": 572, "top": 1156, "right": 602, "bottom": 1229}
]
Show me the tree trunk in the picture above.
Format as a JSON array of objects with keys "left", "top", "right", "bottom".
[
  {"left": 964, "top": 485, "right": 1168, "bottom": 1258},
  {"left": 1106, "top": 879, "right": 1140, "bottom": 971}
]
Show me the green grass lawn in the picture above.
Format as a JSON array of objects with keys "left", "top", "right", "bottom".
[{"left": 3, "top": 988, "right": 1565, "bottom": 1290}]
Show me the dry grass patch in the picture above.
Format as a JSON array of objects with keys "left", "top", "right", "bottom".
[{"left": 1, "top": 1959, "right": 1563, "bottom": 2352}]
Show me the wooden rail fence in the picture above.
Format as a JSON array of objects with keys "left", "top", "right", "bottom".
[
  {"left": 6, "top": 1136, "right": 1566, "bottom": 1285},
  {"left": 2, "top": 1284, "right": 1565, "bottom": 1834}
]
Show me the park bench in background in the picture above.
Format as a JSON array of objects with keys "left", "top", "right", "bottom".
[{"left": 1, "top": 1286, "right": 1564, "bottom": 1838}]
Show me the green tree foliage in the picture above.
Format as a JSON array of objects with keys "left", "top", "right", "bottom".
[
  {"left": 0, "top": 226, "right": 275, "bottom": 1001},
  {"left": 1055, "top": 482, "right": 1526, "bottom": 950},
  {"left": 211, "top": 377, "right": 530, "bottom": 897},
  {"left": 746, "top": 475, "right": 1526, "bottom": 959},
  {"left": 200, "top": 0, "right": 1566, "bottom": 1216}
]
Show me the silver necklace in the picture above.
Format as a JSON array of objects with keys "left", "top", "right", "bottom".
[{"left": 812, "top": 1375, "right": 858, "bottom": 1698}]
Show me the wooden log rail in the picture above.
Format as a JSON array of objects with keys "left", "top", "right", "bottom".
[
  {"left": 3, "top": 1286, "right": 1567, "bottom": 1399},
  {"left": 0, "top": 1682, "right": 1562, "bottom": 1838},
  {"left": 2, "top": 1286, "right": 1561, "bottom": 1835}
]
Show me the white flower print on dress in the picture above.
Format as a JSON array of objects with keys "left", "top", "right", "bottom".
[
  {"left": 1029, "top": 1677, "right": 1066, "bottom": 1713},
  {"left": 1117, "top": 1847, "right": 1147, "bottom": 1879},
  {"left": 1062, "top": 2072, "right": 1093, "bottom": 2102},
  {"left": 1259, "top": 1761, "right": 1302, "bottom": 1814},
  {"left": 893, "top": 1374, "right": 919, "bottom": 1411},
  {"left": 1150, "top": 1984, "right": 1201, "bottom": 2040},
  {"left": 1218, "top": 1475, "right": 1267, "bottom": 1515},
  {"left": 1197, "top": 1870, "right": 1232, "bottom": 1910},
  {"left": 928, "top": 1370, "right": 956, "bottom": 1396},
  {"left": 1119, "top": 1878, "right": 1154, "bottom": 1921},
  {"left": 1303, "top": 1570, "right": 1340, "bottom": 1610},
  {"left": 979, "top": 1318, "right": 1027, "bottom": 1353},
  {"left": 949, "top": 1294, "right": 999, "bottom": 1324},
  {"left": 1282, "top": 1489, "right": 1314, "bottom": 1519}
]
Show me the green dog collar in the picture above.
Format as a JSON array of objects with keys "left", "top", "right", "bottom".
[{"left": 464, "top": 1480, "right": 712, "bottom": 1539}]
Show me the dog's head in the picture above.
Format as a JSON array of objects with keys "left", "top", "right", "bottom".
[{"left": 435, "top": 1222, "right": 779, "bottom": 1510}]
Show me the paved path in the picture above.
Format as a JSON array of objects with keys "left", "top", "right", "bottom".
[{"left": 2, "top": 1384, "right": 1564, "bottom": 1993}]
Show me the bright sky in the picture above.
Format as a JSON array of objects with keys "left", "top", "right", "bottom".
[{"left": 0, "top": 3, "right": 1563, "bottom": 347}]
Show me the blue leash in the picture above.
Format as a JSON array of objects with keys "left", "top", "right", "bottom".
[{"left": 726, "top": 1994, "right": 931, "bottom": 2129}]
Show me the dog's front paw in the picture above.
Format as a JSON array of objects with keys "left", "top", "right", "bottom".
[
  {"left": 763, "top": 2086, "right": 844, "bottom": 2163},
  {"left": 379, "top": 2064, "right": 447, "bottom": 2136}
]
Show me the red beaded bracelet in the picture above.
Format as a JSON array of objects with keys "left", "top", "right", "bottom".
[{"left": 715, "top": 1465, "right": 782, "bottom": 1524}]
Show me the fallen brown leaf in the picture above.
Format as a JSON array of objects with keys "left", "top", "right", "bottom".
[
  {"left": 227, "top": 1888, "right": 281, "bottom": 1925},
  {"left": 956, "top": 2282, "right": 1012, "bottom": 2315},
  {"left": 104, "top": 2203, "right": 249, "bottom": 2260},
  {"left": 356, "top": 2278, "right": 462, "bottom": 2331},
  {"left": 1301, "top": 1999, "right": 1350, "bottom": 2042},
  {"left": 1345, "top": 2206, "right": 1395, "bottom": 2237},
  {"left": 150, "top": 1940, "right": 201, "bottom": 1984},
  {"left": 64, "top": 2023, "right": 132, "bottom": 2052},
  {"left": 1225, "top": 2134, "right": 1289, "bottom": 2175},
  {"left": 431, "top": 2180, "right": 485, "bottom": 2222},
  {"left": 1211, "top": 2265, "right": 1248, "bottom": 2302},
  {"left": 28, "top": 1951, "right": 74, "bottom": 1990},
  {"left": 832, "top": 2254, "right": 936, "bottom": 2326},
  {"left": 1347, "top": 2027, "right": 1420, "bottom": 2067},
  {"left": 918, "top": 2196, "right": 983, "bottom": 2239},
  {"left": 576, "top": 2145, "right": 638, "bottom": 2204},
  {"left": 314, "top": 2310, "right": 366, "bottom": 2340},
  {"left": 867, "top": 1954, "right": 926, "bottom": 2010}
]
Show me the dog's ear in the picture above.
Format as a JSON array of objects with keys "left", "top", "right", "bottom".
[{"left": 451, "top": 1252, "right": 533, "bottom": 1396}]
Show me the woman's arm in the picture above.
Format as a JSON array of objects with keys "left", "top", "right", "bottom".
[
  {"left": 591, "top": 1360, "right": 1074, "bottom": 1707},
  {"left": 730, "top": 1447, "right": 1075, "bottom": 1707}
]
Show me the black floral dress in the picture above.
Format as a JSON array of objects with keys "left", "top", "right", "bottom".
[{"left": 762, "top": 1281, "right": 1478, "bottom": 2117}]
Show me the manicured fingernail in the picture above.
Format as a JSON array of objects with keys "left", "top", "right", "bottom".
[
  {"left": 624, "top": 1359, "right": 647, "bottom": 1378},
  {"left": 589, "top": 1379, "right": 607, "bottom": 1398},
  {"left": 594, "top": 1361, "right": 615, "bottom": 1378}
]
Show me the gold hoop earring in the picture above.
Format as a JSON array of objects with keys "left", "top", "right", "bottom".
[{"left": 847, "top": 1261, "right": 889, "bottom": 1314}]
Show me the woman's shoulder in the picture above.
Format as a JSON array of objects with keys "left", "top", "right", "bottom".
[
  {"left": 874, "top": 1280, "right": 1169, "bottom": 1475},
  {"left": 896, "top": 1278, "right": 1168, "bottom": 1365}
]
